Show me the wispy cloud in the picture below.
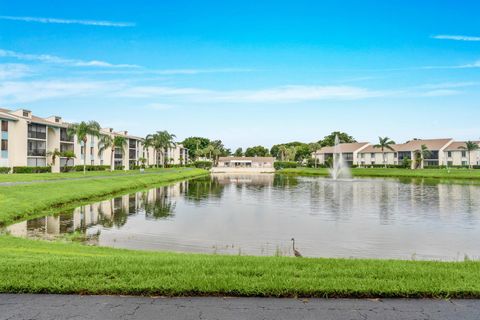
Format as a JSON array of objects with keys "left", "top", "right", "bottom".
[
  {"left": 0, "top": 15, "right": 134, "bottom": 27},
  {"left": 0, "top": 49, "right": 139, "bottom": 68},
  {"left": 432, "top": 34, "right": 480, "bottom": 41},
  {"left": 76, "top": 67, "right": 254, "bottom": 76},
  {"left": 118, "top": 85, "right": 389, "bottom": 102},
  {"left": 0, "top": 64, "right": 32, "bottom": 80},
  {"left": 0, "top": 80, "right": 118, "bottom": 104},
  {"left": 145, "top": 103, "right": 176, "bottom": 110}
]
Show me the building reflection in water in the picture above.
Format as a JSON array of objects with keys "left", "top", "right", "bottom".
[{"left": 6, "top": 175, "right": 480, "bottom": 261}]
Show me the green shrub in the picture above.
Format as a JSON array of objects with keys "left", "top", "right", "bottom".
[
  {"left": 194, "top": 161, "right": 213, "bottom": 170},
  {"left": 0, "top": 167, "right": 10, "bottom": 174},
  {"left": 274, "top": 161, "right": 298, "bottom": 170},
  {"left": 13, "top": 166, "right": 52, "bottom": 174},
  {"left": 114, "top": 165, "right": 125, "bottom": 171}
]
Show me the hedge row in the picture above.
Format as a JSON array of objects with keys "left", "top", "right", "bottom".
[
  {"left": 274, "top": 161, "right": 298, "bottom": 170},
  {"left": 0, "top": 167, "right": 11, "bottom": 174},
  {"left": 13, "top": 166, "right": 52, "bottom": 174},
  {"left": 61, "top": 165, "right": 111, "bottom": 172}
]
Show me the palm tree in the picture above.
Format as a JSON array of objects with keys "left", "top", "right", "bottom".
[
  {"left": 373, "top": 137, "right": 396, "bottom": 168},
  {"left": 278, "top": 145, "right": 288, "bottom": 161},
  {"left": 61, "top": 150, "right": 76, "bottom": 172},
  {"left": 145, "top": 131, "right": 176, "bottom": 167},
  {"left": 67, "top": 121, "right": 101, "bottom": 174},
  {"left": 414, "top": 144, "right": 432, "bottom": 169},
  {"left": 46, "top": 148, "right": 62, "bottom": 167},
  {"left": 459, "top": 141, "right": 480, "bottom": 169},
  {"left": 143, "top": 135, "right": 155, "bottom": 167},
  {"left": 98, "top": 134, "right": 128, "bottom": 171}
]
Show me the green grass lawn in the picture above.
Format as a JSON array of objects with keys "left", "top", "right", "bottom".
[
  {"left": 0, "top": 167, "right": 184, "bottom": 183},
  {"left": 278, "top": 167, "right": 480, "bottom": 180},
  {"left": 1, "top": 166, "right": 480, "bottom": 298},
  {"left": 0, "top": 168, "right": 208, "bottom": 227},
  {"left": 1, "top": 236, "right": 479, "bottom": 298}
]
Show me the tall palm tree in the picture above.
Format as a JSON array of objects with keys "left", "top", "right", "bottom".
[
  {"left": 459, "top": 141, "right": 480, "bottom": 169},
  {"left": 373, "top": 137, "right": 396, "bottom": 168},
  {"left": 414, "top": 144, "right": 432, "bottom": 169},
  {"left": 67, "top": 121, "right": 101, "bottom": 174},
  {"left": 98, "top": 134, "right": 128, "bottom": 171},
  {"left": 143, "top": 135, "right": 155, "bottom": 167},
  {"left": 145, "top": 131, "right": 176, "bottom": 167}
]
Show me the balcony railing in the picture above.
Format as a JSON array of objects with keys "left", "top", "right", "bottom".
[
  {"left": 28, "top": 132, "right": 46, "bottom": 140},
  {"left": 28, "top": 149, "right": 46, "bottom": 157}
]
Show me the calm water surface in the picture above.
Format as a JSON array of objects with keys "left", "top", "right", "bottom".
[{"left": 7, "top": 174, "right": 480, "bottom": 260}]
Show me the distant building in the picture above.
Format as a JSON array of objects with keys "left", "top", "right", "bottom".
[
  {"left": 0, "top": 107, "right": 187, "bottom": 172},
  {"left": 314, "top": 138, "right": 480, "bottom": 168},
  {"left": 213, "top": 156, "right": 275, "bottom": 173}
]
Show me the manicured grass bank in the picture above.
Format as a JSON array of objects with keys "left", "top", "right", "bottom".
[
  {"left": 1, "top": 236, "right": 479, "bottom": 298},
  {"left": 0, "top": 168, "right": 208, "bottom": 227},
  {"left": 1, "top": 166, "right": 480, "bottom": 298},
  {"left": 278, "top": 167, "right": 480, "bottom": 180},
  {"left": 0, "top": 168, "right": 179, "bottom": 183}
]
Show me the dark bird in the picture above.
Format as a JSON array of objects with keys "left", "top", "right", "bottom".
[{"left": 291, "top": 238, "right": 302, "bottom": 257}]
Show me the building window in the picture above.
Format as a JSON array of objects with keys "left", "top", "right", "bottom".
[
  {"left": 28, "top": 124, "right": 46, "bottom": 140},
  {"left": 23, "top": 111, "right": 29, "bottom": 117},
  {"left": 81, "top": 146, "right": 85, "bottom": 155},
  {"left": 27, "top": 158, "right": 46, "bottom": 167},
  {"left": 371, "top": 153, "right": 375, "bottom": 159},
  {"left": 1, "top": 140, "right": 7, "bottom": 151},
  {"left": 462, "top": 161, "right": 468, "bottom": 166},
  {"left": 1, "top": 121, "right": 7, "bottom": 132},
  {"left": 462, "top": 151, "right": 467, "bottom": 158},
  {"left": 60, "top": 128, "right": 74, "bottom": 142},
  {"left": 447, "top": 151, "right": 452, "bottom": 158},
  {"left": 27, "top": 140, "right": 46, "bottom": 156},
  {"left": 90, "top": 147, "right": 94, "bottom": 156},
  {"left": 60, "top": 143, "right": 74, "bottom": 153}
]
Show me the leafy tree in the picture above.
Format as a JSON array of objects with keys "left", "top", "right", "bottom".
[
  {"left": 320, "top": 132, "right": 356, "bottom": 147},
  {"left": 459, "top": 141, "right": 480, "bottom": 169},
  {"left": 234, "top": 147, "right": 243, "bottom": 157},
  {"left": 67, "top": 121, "right": 101, "bottom": 174},
  {"left": 245, "top": 145, "right": 270, "bottom": 157},
  {"left": 373, "top": 137, "right": 396, "bottom": 168},
  {"left": 181, "top": 137, "right": 211, "bottom": 160},
  {"left": 271, "top": 142, "right": 310, "bottom": 161}
]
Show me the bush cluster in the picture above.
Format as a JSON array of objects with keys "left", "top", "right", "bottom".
[
  {"left": 305, "top": 159, "right": 328, "bottom": 168},
  {"left": 193, "top": 161, "right": 213, "bottom": 170},
  {"left": 274, "top": 161, "right": 298, "bottom": 170},
  {"left": 353, "top": 164, "right": 408, "bottom": 169},
  {"left": 13, "top": 166, "right": 52, "bottom": 174}
]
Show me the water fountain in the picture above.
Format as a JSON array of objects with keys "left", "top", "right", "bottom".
[{"left": 329, "top": 135, "right": 352, "bottom": 180}]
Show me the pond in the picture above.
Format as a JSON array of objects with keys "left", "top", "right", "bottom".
[{"left": 7, "top": 174, "right": 480, "bottom": 260}]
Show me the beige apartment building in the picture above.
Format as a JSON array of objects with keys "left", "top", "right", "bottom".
[
  {"left": 314, "top": 138, "right": 480, "bottom": 168},
  {"left": 0, "top": 108, "right": 188, "bottom": 172}
]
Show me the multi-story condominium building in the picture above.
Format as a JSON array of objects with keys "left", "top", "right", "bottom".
[
  {"left": 313, "top": 142, "right": 370, "bottom": 167},
  {"left": 0, "top": 108, "right": 188, "bottom": 172},
  {"left": 314, "top": 138, "right": 480, "bottom": 168}
]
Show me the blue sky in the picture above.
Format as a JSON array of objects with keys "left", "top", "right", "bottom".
[{"left": 1, "top": 0, "right": 480, "bottom": 148}]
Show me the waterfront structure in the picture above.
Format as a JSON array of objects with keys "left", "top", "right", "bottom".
[
  {"left": 313, "top": 142, "right": 370, "bottom": 167},
  {"left": 213, "top": 156, "right": 275, "bottom": 173},
  {"left": 0, "top": 108, "right": 188, "bottom": 172},
  {"left": 314, "top": 138, "right": 480, "bottom": 168}
]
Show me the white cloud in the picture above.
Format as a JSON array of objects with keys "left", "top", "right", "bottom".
[
  {"left": 0, "top": 15, "right": 134, "bottom": 27},
  {"left": 419, "top": 82, "right": 479, "bottom": 89},
  {"left": 0, "top": 49, "right": 139, "bottom": 68},
  {"left": 0, "top": 80, "right": 117, "bottom": 104},
  {"left": 118, "top": 85, "right": 388, "bottom": 102},
  {"left": 0, "top": 64, "right": 31, "bottom": 80},
  {"left": 432, "top": 34, "right": 480, "bottom": 41}
]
